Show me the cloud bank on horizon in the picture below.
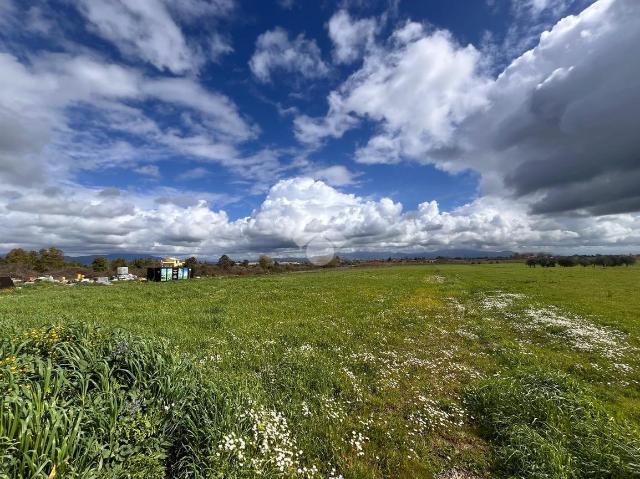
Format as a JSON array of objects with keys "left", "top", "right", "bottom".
[{"left": 0, "top": 0, "right": 639, "bottom": 257}]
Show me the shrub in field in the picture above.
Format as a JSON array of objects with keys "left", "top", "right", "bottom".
[
  {"left": 217, "top": 254, "right": 236, "bottom": 270},
  {"left": 465, "top": 369, "right": 640, "bottom": 478},
  {"left": 91, "top": 256, "right": 109, "bottom": 272},
  {"left": 557, "top": 257, "right": 577, "bottom": 267},
  {"left": 258, "top": 254, "right": 274, "bottom": 270},
  {"left": 0, "top": 325, "right": 248, "bottom": 478}
]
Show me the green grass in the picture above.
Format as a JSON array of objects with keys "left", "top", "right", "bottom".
[
  {"left": 466, "top": 368, "right": 640, "bottom": 478},
  {"left": 0, "top": 326, "right": 232, "bottom": 478},
  {"left": 0, "top": 264, "right": 639, "bottom": 477}
]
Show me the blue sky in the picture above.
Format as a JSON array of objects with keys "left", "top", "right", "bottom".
[{"left": 1, "top": 0, "right": 639, "bottom": 257}]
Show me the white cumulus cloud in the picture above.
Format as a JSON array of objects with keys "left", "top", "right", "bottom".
[
  {"left": 295, "top": 22, "right": 491, "bottom": 154},
  {"left": 76, "top": 0, "right": 197, "bottom": 74},
  {"left": 0, "top": 52, "right": 257, "bottom": 186},
  {"left": 2, "top": 178, "right": 638, "bottom": 256},
  {"left": 297, "top": 0, "right": 640, "bottom": 216},
  {"left": 249, "top": 27, "right": 329, "bottom": 82},
  {"left": 328, "top": 9, "right": 378, "bottom": 64}
]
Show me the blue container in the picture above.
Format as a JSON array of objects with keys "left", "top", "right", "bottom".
[{"left": 146, "top": 267, "right": 192, "bottom": 282}]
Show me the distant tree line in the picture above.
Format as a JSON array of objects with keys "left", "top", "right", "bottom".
[
  {"left": 526, "top": 255, "right": 637, "bottom": 268},
  {"left": 0, "top": 247, "right": 80, "bottom": 272},
  {"left": 183, "top": 253, "right": 347, "bottom": 276},
  {"left": 1, "top": 247, "right": 353, "bottom": 278},
  {"left": 7, "top": 247, "right": 634, "bottom": 279},
  {"left": 0, "top": 248, "right": 160, "bottom": 275},
  {"left": 90, "top": 256, "right": 158, "bottom": 272}
]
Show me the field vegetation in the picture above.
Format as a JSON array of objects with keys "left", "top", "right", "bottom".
[{"left": 0, "top": 264, "right": 639, "bottom": 478}]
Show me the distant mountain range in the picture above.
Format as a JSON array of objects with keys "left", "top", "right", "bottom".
[
  {"left": 340, "top": 249, "right": 515, "bottom": 260},
  {"left": 65, "top": 249, "right": 514, "bottom": 266},
  {"left": 273, "top": 250, "right": 515, "bottom": 262}
]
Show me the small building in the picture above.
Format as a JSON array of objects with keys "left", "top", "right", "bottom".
[{"left": 161, "top": 257, "right": 184, "bottom": 268}]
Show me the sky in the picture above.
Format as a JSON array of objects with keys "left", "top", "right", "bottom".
[{"left": 1, "top": 0, "right": 639, "bottom": 258}]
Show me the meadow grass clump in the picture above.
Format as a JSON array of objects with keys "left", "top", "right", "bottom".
[
  {"left": 0, "top": 324, "right": 240, "bottom": 478},
  {"left": 465, "top": 369, "right": 640, "bottom": 478}
]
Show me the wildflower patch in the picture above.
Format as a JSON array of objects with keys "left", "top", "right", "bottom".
[
  {"left": 479, "top": 292, "right": 526, "bottom": 311},
  {"left": 218, "top": 403, "right": 320, "bottom": 476},
  {"left": 523, "top": 306, "right": 628, "bottom": 358}
]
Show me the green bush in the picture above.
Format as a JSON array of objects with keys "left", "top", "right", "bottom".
[
  {"left": 0, "top": 325, "right": 236, "bottom": 478},
  {"left": 465, "top": 369, "right": 640, "bottom": 478}
]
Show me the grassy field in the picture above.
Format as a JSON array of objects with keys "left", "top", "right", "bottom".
[{"left": 1, "top": 264, "right": 639, "bottom": 478}]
